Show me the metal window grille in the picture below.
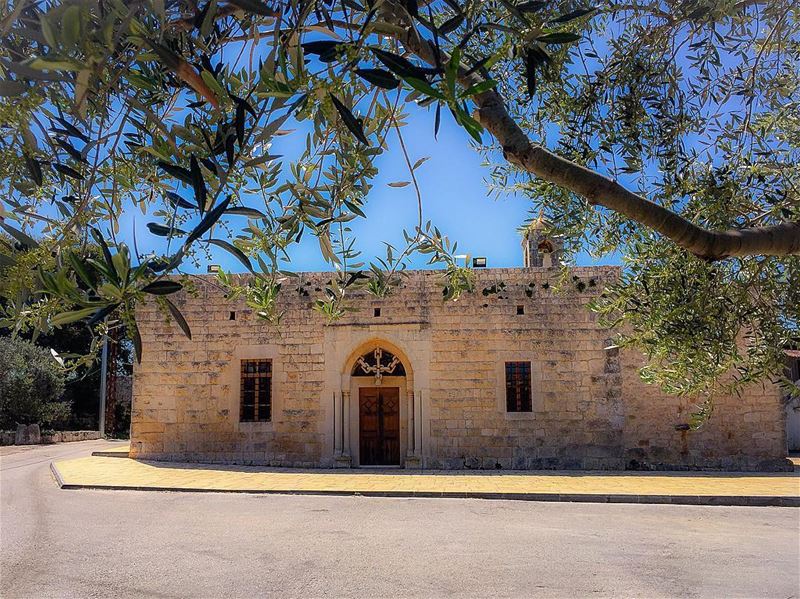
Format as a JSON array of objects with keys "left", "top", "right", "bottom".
[
  {"left": 240, "top": 359, "right": 272, "bottom": 422},
  {"left": 505, "top": 361, "right": 532, "bottom": 412}
]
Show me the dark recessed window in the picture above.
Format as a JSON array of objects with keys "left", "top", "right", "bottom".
[
  {"left": 505, "top": 361, "right": 532, "bottom": 412},
  {"left": 374, "top": 307, "right": 381, "bottom": 317},
  {"left": 229, "top": 311, "right": 236, "bottom": 320},
  {"left": 516, "top": 305, "right": 524, "bottom": 315},
  {"left": 240, "top": 359, "right": 272, "bottom": 422}
]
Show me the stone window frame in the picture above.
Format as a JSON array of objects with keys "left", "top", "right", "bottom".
[
  {"left": 494, "top": 355, "right": 543, "bottom": 420},
  {"left": 228, "top": 345, "right": 282, "bottom": 432}
]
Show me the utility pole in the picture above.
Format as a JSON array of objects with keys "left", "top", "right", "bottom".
[{"left": 98, "top": 335, "right": 108, "bottom": 437}]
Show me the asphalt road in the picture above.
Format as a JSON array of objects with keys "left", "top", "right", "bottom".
[{"left": 1, "top": 441, "right": 799, "bottom": 599}]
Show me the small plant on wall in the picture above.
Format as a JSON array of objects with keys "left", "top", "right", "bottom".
[
  {"left": 218, "top": 270, "right": 285, "bottom": 325},
  {"left": 442, "top": 265, "right": 476, "bottom": 302},
  {"left": 524, "top": 282, "right": 537, "bottom": 298},
  {"left": 482, "top": 282, "right": 507, "bottom": 297}
]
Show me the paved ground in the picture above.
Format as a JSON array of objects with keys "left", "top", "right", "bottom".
[
  {"left": 2, "top": 442, "right": 799, "bottom": 598},
  {"left": 52, "top": 451, "right": 800, "bottom": 506}
]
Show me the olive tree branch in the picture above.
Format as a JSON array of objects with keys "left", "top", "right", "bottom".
[{"left": 384, "top": 8, "right": 800, "bottom": 261}]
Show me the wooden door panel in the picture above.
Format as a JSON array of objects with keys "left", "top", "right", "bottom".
[
  {"left": 359, "top": 388, "right": 379, "bottom": 465},
  {"left": 359, "top": 387, "right": 400, "bottom": 465},
  {"left": 381, "top": 390, "right": 400, "bottom": 465}
]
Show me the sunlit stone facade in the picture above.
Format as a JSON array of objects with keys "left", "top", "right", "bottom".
[{"left": 131, "top": 231, "right": 790, "bottom": 471}]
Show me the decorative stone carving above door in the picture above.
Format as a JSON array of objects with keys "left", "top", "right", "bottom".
[{"left": 352, "top": 347, "right": 406, "bottom": 386}]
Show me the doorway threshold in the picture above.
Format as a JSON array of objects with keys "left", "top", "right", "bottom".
[{"left": 358, "top": 465, "right": 402, "bottom": 469}]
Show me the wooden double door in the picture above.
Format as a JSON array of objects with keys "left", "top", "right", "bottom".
[{"left": 359, "top": 387, "right": 400, "bottom": 466}]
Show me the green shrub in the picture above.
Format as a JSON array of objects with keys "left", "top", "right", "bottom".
[{"left": 0, "top": 336, "right": 68, "bottom": 428}]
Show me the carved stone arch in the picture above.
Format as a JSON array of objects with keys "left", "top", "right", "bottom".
[
  {"left": 341, "top": 337, "right": 414, "bottom": 388},
  {"left": 335, "top": 337, "right": 419, "bottom": 468}
]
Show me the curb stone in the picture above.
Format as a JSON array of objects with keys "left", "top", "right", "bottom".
[
  {"left": 49, "top": 461, "right": 800, "bottom": 507},
  {"left": 91, "top": 450, "right": 131, "bottom": 458}
]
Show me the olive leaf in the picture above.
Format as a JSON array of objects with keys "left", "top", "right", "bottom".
[
  {"left": 23, "top": 154, "right": 43, "bottom": 186},
  {"left": 49, "top": 307, "right": 99, "bottom": 327},
  {"left": 185, "top": 196, "right": 231, "bottom": 246},
  {"left": 86, "top": 303, "right": 120, "bottom": 327},
  {"left": 165, "top": 191, "right": 197, "bottom": 210},
  {"left": 141, "top": 280, "right": 183, "bottom": 295},
  {"left": 329, "top": 94, "right": 369, "bottom": 145},
  {"left": 302, "top": 40, "right": 347, "bottom": 61},
  {"left": 549, "top": 7, "right": 598, "bottom": 23},
  {"left": 207, "top": 238, "right": 254, "bottom": 272},
  {"left": 460, "top": 79, "right": 497, "bottom": 98},
  {"left": 0, "top": 80, "right": 28, "bottom": 96},
  {"left": 52, "top": 117, "right": 89, "bottom": 142},
  {"left": 0, "top": 221, "right": 40, "bottom": 249},
  {"left": 133, "top": 325, "right": 143, "bottom": 364},
  {"left": 226, "top": 0, "right": 279, "bottom": 17},
  {"left": 55, "top": 137, "right": 86, "bottom": 163},
  {"left": 158, "top": 161, "right": 193, "bottom": 184},
  {"left": 89, "top": 227, "right": 117, "bottom": 282},
  {"left": 370, "top": 47, "right": 431, "bottom": 80},
  {"left": 164, "top": 297, "right": 192, "bottom": 339},
  {"left": 189, "top": 155, "right": 207, "bottom": 213},
  {"left": 354, "top": 68, "right": 399, "bottom": 89},
  {"left": 537, "top": 32, "right": 582, "bottom": 44},
  {"left": 53, "top": 163, "right": 84, "bottom": 180},
  {"left": 225, "top": 206, "right": 266, "bottom": 218},
  {"left": 438, "top": 14, "right": 464, "bottom": 34},
  {"left": 147, "top": 223, "right": 187, "bottom": 237},
  {"left": 517, "top": 0, "right": 546, "bottom": 11}
]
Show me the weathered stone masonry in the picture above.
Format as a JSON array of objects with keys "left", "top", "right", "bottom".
[{"left": 131, "top": 264, "right": 790, "bottom": 471}]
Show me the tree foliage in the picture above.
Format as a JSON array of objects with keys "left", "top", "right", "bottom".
[
  {"left": 0, "top": 335, "right": 68, "bottom": 428},
  {"left": 0, "top": 0, "right": 798, "bottom": 409}
]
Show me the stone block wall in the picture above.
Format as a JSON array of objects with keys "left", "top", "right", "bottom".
[
  {"left": 0, "top": 428, "right": 101, "bottom": 446},
  {"left": 130, "top": 267, "right": 789, "bottom": 471}
]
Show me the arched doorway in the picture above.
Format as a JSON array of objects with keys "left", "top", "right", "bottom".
[
  {"left": 352, "top": 348, "right": 406, "bottom": 465},
  {"left": 334, "top": 340, "right": 420, "bottom": 468}
]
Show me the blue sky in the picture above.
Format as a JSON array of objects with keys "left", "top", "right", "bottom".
[
  {"left": 275, "top": 103, "right": 533, "bottom": 271},
  {"left": 115, "top": 99, "right": 611, "bottom": 274}
]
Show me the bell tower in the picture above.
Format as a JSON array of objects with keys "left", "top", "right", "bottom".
[{"left": 521, "top": 218, "right": 562, "bottom": 268}]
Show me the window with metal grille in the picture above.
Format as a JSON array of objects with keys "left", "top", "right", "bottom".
[
  {"left": 240, "top": 359, "right": 272, "bottom": 422},
  {"left": 505, "top": 361, "right": 532, "bottom": 412}
]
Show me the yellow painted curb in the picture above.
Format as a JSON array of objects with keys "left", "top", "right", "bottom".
[{"left": 51, "top": 456, "right": 800, "bottom": 507}]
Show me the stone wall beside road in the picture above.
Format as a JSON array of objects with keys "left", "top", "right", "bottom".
[{"left": 0, "top": 428, "right": 102, "bottom": 446}]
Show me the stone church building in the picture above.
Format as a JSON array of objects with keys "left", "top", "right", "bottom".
[{"left": 130, "top": 227, "right": 791, "bottom": 471}]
